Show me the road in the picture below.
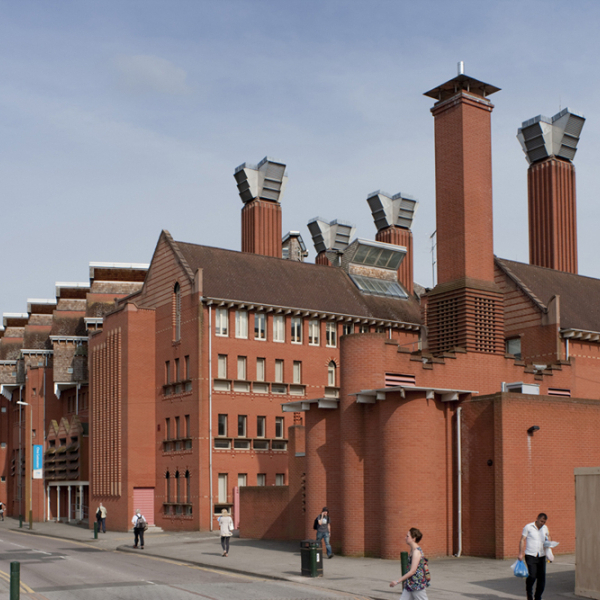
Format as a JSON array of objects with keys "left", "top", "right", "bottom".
[{"left": 0, "top": 529, "right": 370, "bottom": 600}]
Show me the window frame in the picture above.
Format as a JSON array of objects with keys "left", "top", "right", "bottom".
[
  {"left": 254, "top": 312, "right": 266, "bottom": 341},
  {"left": 275, "top": 416, "right": 284, "bottom": 439},
  {"left": 293, "top": 361, "right": 302, "bottom": 384},
  {"left": 256, "top": 416, "right": 266, "bottom": 438},
  {"left": 291, "top": 316, "right": 302, "bottom": 344},
  {"left": 237, "top": 356, "right": 247, "bottom": 380},
  {"left": 218, "top": 414, "right": 227, "bottom": 437},
  {"left": 238, "top": 415, "right": 247, "bottom": 438},
  {"left": 235, "top": 310, "right": 248, "bottom": 339},
  {"left": 217, "top": 354, "right": 228, "bottom": 379},
  {"left": 275, "top": 359, "right": 284, "bottom": 383},
  {"left": 326, "top": 322, "right": 337, "bottom": 348},
  {"left": 273, "top": 315, "right": 285, "bottom": 343},
  {"left": 308, "top": 320, "right": 320, "bottom": 346},
  {"left": 215, "top": 308, "right": 229, "bottom": 337}
]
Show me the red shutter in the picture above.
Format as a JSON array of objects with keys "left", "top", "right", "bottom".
[{"left": 133, "top": 488, "right": 155, "bottom": 526}]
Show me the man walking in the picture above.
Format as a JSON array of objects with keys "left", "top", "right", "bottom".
[
  {"left": 316, "top": 507, "right": 333, "bottom": 558},
  {"left": 518, "top": 513, "right": 550, "bottom": 600},
  {"left": 96, "top": 502, "right": 107, "bottom": 533}
]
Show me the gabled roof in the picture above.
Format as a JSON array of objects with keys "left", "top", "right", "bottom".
[
  {"left": 496, "top": 258, "right": 600, "bottom": 332},
  {"left": 174, "top": 239, "right": 422, "bottom": 325}
]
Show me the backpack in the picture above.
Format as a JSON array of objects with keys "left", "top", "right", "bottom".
[{"left": 313, "top": 516, "right": 319, "bottom": 531}]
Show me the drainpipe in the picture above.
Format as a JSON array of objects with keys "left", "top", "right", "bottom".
[
  {"left": 208, "top": 305, "right": 213, "bottom": 531},
  {"left": 565, "top": 338, "right": 569, "bottom": 360},
  {"left": 455, "top": 406, "right": 462, "bottom": 557},
  {"left": 43, "top": 355, "right": 47, "bottom": 522}
]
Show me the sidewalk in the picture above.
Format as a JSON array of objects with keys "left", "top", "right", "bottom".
[{"left": 5, "top": 519, "right": 577, "bottom": 600}]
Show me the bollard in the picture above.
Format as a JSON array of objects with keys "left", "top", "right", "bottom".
[
  {"left": 400, "top": 551, "right": 409, "bottom": 576},
  {"left": 10, "top": 561, "right": 20, "bottom": 600},
  {"left": 94, "top": 521, "right": 98, "bottom": 539},
  {"left": 18, "top": 515, "right": 22, "bottom": 529}
]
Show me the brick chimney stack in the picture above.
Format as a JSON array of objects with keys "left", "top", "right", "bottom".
[
  {"left": 234, "top": 157, "right": 287, "bottom": 258},
  {"left": 517, "top": 109, "right": 585, "bottom": 274},
  {"left": 423, "top": 68, "right": 504, "bottom": 354},
  {"left": 367, "top": 191, "right": 418, "bottom": 295}
]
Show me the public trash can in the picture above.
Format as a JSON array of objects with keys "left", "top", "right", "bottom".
[{"left": 300, "top": 540, "right": 323, "bottom": 577}]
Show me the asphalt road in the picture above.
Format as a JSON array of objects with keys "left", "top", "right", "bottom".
[{"left": 0, "top": 529, "right": 370, "bottom": 600}]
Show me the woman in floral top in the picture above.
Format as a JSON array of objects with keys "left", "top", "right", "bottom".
[{"left": 390, "top": 527, "right": 430, "bottom": 599}]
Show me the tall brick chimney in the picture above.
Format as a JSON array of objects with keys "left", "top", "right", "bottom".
[
  {"left": 234, "top": 157, "right": 287, "bottom": 258},
  {"left": 517, "top": 109, "right": 585, "bottom": 274},
  {"left": 423, "top": 66, "right": 504, "bottom": 354},
  {"left": 367, "top": 190, "right": 418, "bottom": 295}
]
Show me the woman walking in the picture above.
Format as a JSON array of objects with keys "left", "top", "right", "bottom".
[
  {"left": 390, "top": 527, "right": 430, "bottom": 599},
  {"left": 218, "top": 508, "right": 234, "bottom": 557}
]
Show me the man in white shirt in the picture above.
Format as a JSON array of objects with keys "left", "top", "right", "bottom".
[{"left": 518, "top": 513, "right": 550, "bottom": 600}]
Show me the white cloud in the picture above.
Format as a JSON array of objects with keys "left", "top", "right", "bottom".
[{"left": 115, "top": 54, "right": 189, "bottom": 95}]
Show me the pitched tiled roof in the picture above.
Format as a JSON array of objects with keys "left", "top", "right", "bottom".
[
  {"left": 175, "top": 241, "right": 422, "bottom": 325},
  {"left": 496, "top": 258, "right": 600, "bottom": 332}
]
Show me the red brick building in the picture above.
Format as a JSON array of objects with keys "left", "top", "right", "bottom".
[{"left": 1, "top": 68, "right": 599, "bottom": 561}]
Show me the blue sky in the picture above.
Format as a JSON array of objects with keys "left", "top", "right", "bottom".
[{"left": 1, "top": 1, "right": 600, "bottom": 316}]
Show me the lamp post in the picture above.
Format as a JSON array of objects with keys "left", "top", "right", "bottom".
[{"left": 16, "top": 400, "right": 32, "bottom": 529}]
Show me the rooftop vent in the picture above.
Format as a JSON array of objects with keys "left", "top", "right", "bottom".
[
  {"left": 307, "top": 218, "right": 356, "bottom": 255},
  {"left": 517, "top": 108, "right": 585, "bottom": 165},
  {"left": 234, "top": 157, "right": 288, "bottom": 203},
  {"left": 367, "top": 190, "right": 419, "bottom": 231}
]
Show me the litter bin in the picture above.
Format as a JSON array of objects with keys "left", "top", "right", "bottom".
[{"left": 300, "top": 539, "right": 323, "bottom": 577}]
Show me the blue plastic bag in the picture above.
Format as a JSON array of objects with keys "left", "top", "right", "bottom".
[{"left": 513, "top": 559, "right": 529, "bottom": 578}]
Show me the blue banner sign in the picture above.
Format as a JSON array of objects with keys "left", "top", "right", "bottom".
[{"left": 33, "top": 444, "right": 43, "bottom": 479}]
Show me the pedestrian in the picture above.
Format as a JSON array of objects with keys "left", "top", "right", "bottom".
[
  {"left": 315, "top": 507, "right": 333, "bottom": 558},
  {"left": 218, "top": 508, "right": 234, "bottom": 557},
  {"left": 0, "top": 501, "right": 4, "bottom": 521},
  {"left": 95, "top": 502, "right": 107, "bottom": 533},
  {"left": 518, "top": 512, "right": 551, "bottom": 600},
  {"left": 390, "top": 527, "right": 430, "bottom": 599},
  {"left": 132, "top": 509, "right": 147, "bottom": 549}
]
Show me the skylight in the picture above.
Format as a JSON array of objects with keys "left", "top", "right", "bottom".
[
  {"left": 352, "top": 244, "right": 404, "bottom": 270},
  {"left": 350, "top": 274, "right": 408, "bottom": 299}
]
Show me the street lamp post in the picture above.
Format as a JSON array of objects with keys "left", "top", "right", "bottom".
[{"left": 16, "top": 400, "right": 32, "bottom": 529}]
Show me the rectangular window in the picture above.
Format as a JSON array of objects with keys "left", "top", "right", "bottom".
[
  {"left": 218, "top": 414, "right": 227, "bottom": 437},
  {"left": 254, "top": 313, "right": 266, "bottom": 340},
  {"left": 217, "top": 355, "right": 227, "bottom": 379},
  {"left": 293, "top": 361, "right": 302, "bottom": 384},
  {"left": 165, "top": 361, "right": 171, "bottom": 384},
  {"left": 506, "top": 337, "right": 522, "bottom": 360},
  {"left": 216, "top": 308, "right": 228, "bottom": 336},
  {"left": 175, "top": 358, "right": 180, "bottom": 382},
  {"left": 291, "top": 317, "right": 302, "bottom": 343},
  {"left": 165, "top": 418, "right": 171, "bottom": 440},
  {"left": 256, "top": 416, "right": 266, "bottom": 438},
  {"left": 184, "top": 355, "right": 190, "bottom": 380},
  {"left": 359, "top": 324, "right": 369, "bottom": 333},
  {"left": 275, "top": 359, "right": 284, "bottom": 383},
  {"left": 326, "top": 322, "right": 337, "bottom": 347},
  {"left": 175, "top": 416, "right": 180, "bottom": 439},
  {"left": 238, "top": 473, "right": 247, "bottom": 487},
  {"left": 273, "top": 315, "right": 285, "bottom": 343},
  {"left": 257, "top": 473, "right": 266, "bottom": 486},
  {"left": 238, "top": 415, "right": 247, "bottom": 437},
  {"left": 185, "top": 414, "right": 190, "bottom": 437},
  {"left": 218, "top": 473, "right": 228, "bottom": 503},
  {"left": 235, "top": 310, "right": 248, "bottom": 339},
  {"left": 308, "top": 320, "right": 320, "bottom": 346},
  {"left": 256, "top": 357, "right": 265, "bottom": 382},
  {"left": 275, "top": 473, "right": 285, "bottom": 486},
  {"left": 275, "top": 416, "right": 284, "bottom": 439},
  {"left": 237, "top": 356, "right": 247, "bottom": 380},
  {"left": 343, "top": 323, "right": 354, "bottom": 336}
]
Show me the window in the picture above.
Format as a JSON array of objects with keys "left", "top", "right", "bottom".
[
  {"left": 291, "top": 317, "right": 302, "bottom": 343},
  {"left": 237, "top": 356, "right": 247, "bottom": 380},
  {"left": 185, "top": 415, "right": 191, "bottom": 447},
  {"left": 275, "top": 474, "right": 285, "bottom": 486},
  {"left": 275, "top": 416, "right": 284, "bottom": 439},
  {"left": 326, "top": 322, "right": 337, "bottom": 347},
  {"left": 218, "top": 474, "right": 228, "bottom": 503},
  {"left": 273, "top": 315, "right": 285, "bottom": 343},
  {"left": 185, "top": 470, "right": 191, "bottom": 503},
  {"left": 175, "top": 470, "right": 181, "bottom": 502},
  {"left": 308, "top": 320, "right": 320, "bottom": 345},
  {"left": 175, "top": 358, "right": 180, "bottom": 382},
  {"left": 216, "top": 308, "right": 228, "bottom": 336},
  {"left": 293, "top": 361, "right": 302, "bottom": 384},
  {"left": 257, "top": 473, "right": 266, "bottom": 486},
  {"left": 343, "top": 323, "right": 354, "bottom": 336},
  {"left": 166, "top": 471, "right": 171, "bottom": 502},
  {"left": 506, "top": 337, "right": 522, "bottom": 360},
  {"left": 359, "top": 324, "right": 369, "bottom": 333},
  {"left": 235, "top": 310, "right": 248, "bottom": 339},
  {"left": 275, "top": 359, "right": 284, "bottom": 383},
  {"left": 257, "top": 416, "right": 266, "bottom": 438},
  {"left": 166, "top": 418, "right": 171, "bottom": 440},
  {"left": 218, "top": 414, "right": 227, "bottom": 437},
  {"left": 238, "top": 415, "right": 247, "bottom": 437},
  {"left": 256, "top": 358, "right": 265, "bottom": 382},
  {"left": 328, "top": 361, "right": 337, "bottom": 386},
  {"left": 217, "top": 355, "right": 227, "bottom": 379},
  {"left": 254, "top": 313, "right": 266, "bottom": 340},
  {"left": 184, "top": 355, "right": 190, "bottom": 380},
  {"left": 175, "top": 416, "right": 180, "bottom": 439},
  {"left": 238, "top": 473, "right": 247, "bottom": 487},
  {"left": 173, "top": 283, "right": 181, "bottom": 341},
  {"left": 165, "top": 361, "right": 171, "bottom": 384}
]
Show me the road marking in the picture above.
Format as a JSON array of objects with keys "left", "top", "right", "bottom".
[
  {"left": 0, "top": 568, "right": 35, "bottom": 594},
  {"left": 13, "top": 530, "right": 108, "bottom": 551}
]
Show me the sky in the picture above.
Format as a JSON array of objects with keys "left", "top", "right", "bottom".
[{"left": 1, "top": 0, "right": 600, "bottom": 318}]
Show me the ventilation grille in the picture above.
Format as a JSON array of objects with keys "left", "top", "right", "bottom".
[
  {"left": 385, "top": 373, "right": 416, "bottom": 387},
  {"left": 435, "top": 297, "right": 459, "bottom": 352},
  {"left": 548, "top": 388, "right": 571, "bottom": 397},
  {"left": 474, "top": 296, "right": 497, "bottom": 353}
]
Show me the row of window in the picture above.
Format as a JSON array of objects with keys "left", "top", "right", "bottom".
[
  {"left": 215, "top": 309, "right": 372, "bottom": 345},
  {"left": 218, "top": 415, "right": 285, "bottom": 439},
  {"left": 165, "top": 356, "right": 191, "bottom": 385},
  {"left": 216, "top": 356, "right": 337, "bottom": 386}
]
